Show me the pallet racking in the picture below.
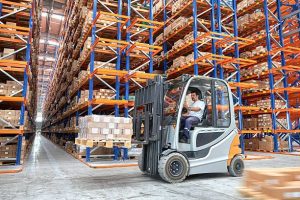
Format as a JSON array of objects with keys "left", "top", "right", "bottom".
[
  {"left": 236, "top": 0, "right": 300, "bottom": 152},
  {"left": 42, "top": 0, "right": 162, "bottom": 163},
  {"left": 42, "top": 0, "right": 300, "bottom": 162},
  {"left": 0, "top": 0, "right": 38, "bottom": 168},
  {"left": 154, "top": 0, "right": 260, "bottom": 154}
]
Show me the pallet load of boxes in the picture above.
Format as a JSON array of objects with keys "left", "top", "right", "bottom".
[
  {"left": 75, "top": 115, "right": 133, "bottom": 148},
  {"left": 240, "top": 168, "right": 300, "bottom": 199}
]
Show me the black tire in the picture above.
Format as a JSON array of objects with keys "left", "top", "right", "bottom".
[
  {"left": 138, "top": 152, "right": 145, "bottom": 173},
  {"left": 158, "top": 152, "right": 189, "bottom": 183},
  {"left": 228, "top": 155, "right": 244, "bottom": 177}
]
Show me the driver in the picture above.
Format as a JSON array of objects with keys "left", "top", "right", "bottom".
[{"left": 180, "top": 89, "right": 205, "bottom": 143}]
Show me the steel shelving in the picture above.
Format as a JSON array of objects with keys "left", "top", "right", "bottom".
[
  {"left": 42, "top": 0, "right": 162, "bottom": 163},
  {"left": 154, "top": 0, "right": 259, "bottom": 154},
  {"left": 42, "top": 0, "right": 300, "bottom": 159},
  {"left": 236, "top": 0, "right": 300, "bottom": 152},
  {"left": 0, "top": 0, "right": 37, "bottom": 167}
]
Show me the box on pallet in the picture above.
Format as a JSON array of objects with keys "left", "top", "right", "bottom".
[
  {"left": 257, "top": 114, "right": 272, "bottom": 129},
  {"left": 0, "top": 80, "right": 23, "bottom": 96},
  {"left": 258, "top": 136, "right": 274, "bottom": 152},
  {"left": 2, "top": 48, "right": 16, "bottom": 60},
  {"left": 0, "top": 110, "right": 24, "bottom": 128},
  {"left": 78, "top": 115, "right": 133, "bottom": 141},
  {"left": 243, "top": 118, "right": 258, "bottom": 129}
]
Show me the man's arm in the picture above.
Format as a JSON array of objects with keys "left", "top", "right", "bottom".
[
  {"left": 188, "top": 101, "right": 204, "bottom": 112},
  {"left": 188, "top": 106, "right": 201, "bottom": 112}
]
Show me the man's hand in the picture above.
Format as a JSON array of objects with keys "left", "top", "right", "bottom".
[{"left": 183, "top": 101, "right": 189, "bottom": 109}]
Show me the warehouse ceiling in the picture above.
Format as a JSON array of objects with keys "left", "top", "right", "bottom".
[{"left": 37, "top": 0, "right": 66, "bottom": 115}]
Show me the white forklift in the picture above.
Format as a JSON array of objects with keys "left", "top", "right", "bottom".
[{"left": 133, "top": 75, "right": 244, "bottom": 183}]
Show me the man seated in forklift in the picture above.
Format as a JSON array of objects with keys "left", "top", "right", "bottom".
[{"left": 180, "top": 89, "right": 205, "bottom": 143}]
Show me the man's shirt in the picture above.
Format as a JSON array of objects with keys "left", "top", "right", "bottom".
[{"left": 189, "top": 100, "right": 205, "bottom": 120}]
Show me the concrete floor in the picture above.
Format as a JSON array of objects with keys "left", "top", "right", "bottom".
[{"left": 0, "top": 134, "right": 299, "bottom": 200}]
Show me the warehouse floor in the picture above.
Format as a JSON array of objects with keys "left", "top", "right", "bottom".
[{"left": 0, "top": 135, "right": 299, "bottom": 200}]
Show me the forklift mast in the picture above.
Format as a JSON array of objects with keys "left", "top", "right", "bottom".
[{"left": 133, "top": 75, "right": 165, "bottom": 175}]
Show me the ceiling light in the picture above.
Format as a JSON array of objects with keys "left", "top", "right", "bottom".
[
  {"left": 38, "top": 56, "right": 56, "bottom": 62},
  {"left": 52, "top": 14, "right": 64, "bottom": 20},
  {"left": 40, "top": 39, "right": 59, "bottom": 46},
  {"left": 42, "top": 12, "right": 64, "bottom": 20}
]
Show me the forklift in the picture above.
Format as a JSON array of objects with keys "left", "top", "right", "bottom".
[{"left": 133, "top": 75, "right": 244, "bottom": 183}]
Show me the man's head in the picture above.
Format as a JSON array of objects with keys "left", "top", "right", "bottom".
[{"left": 190, "top": 90, "right": 200, "bottom": 102}]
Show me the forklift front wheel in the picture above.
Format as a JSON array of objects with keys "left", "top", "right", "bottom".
[
  {"left": 158, "top": 152, "right": 189, "bottom": 183},
  {"left": 228, "top": 155, "right": 244, "bottom": 177},
  {"left": 138, "top": 153, "right": 145, "bottom": 174}
]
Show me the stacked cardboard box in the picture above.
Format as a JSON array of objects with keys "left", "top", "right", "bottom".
[
  {"left": 279, "top": 139, "right": 289, "bottom": 151},
  {"left": 0, "top": 137, "right": 26, "bottom": 159},
  {"left": 252, "top": 46, "right": 267, "bottom": 56},
  {"left": 167, "top": 51, "right": 210, "bottom": 73},
  {"left": 184, "top": 31, "right": 204, "bottom": 43},
  {"left": 244, "top": 138, "right": 259, "bottom": 151},
  {"left": 78, "top": 89, "right": 115, "bottom": 103},
  {"left": 256, "top": 99, "right": 285, "bottom": 109},
  {"left": 78, "top": 115, "right": 133, "bottom": 141},
  {"left": 241, "top": 62, "right": 281, "bottom": 77},
  {"left": 243, "top": 80, "right": 269, "bottom": 92},
  {"left": 0, "top": 110, "right": 26, "bottom": 128},
  {"left": 69, "top": 116, "right": 77, "bottom": 129},
  {"left": 240, "top": 46, "right": 267, "bottom": 58},
  {"left": 173, "top": 39, "right": 185, "bottom": 49},
  {"left": 68, "top": 70, "right": 88, "bottom": 97},
  {"left": 258, "top": 114, "right": 272, "bottom": 129},
  {"left": 94, "top": 89, "right": 115, "bottom": 99},
  {"left": 238, "top": 10, "right": 264, "bottom": 30},
  {"left": 79, "top": 90, "right": 89, "bottom": 103},
  {"left": 237, "top": 0, "right": 259, "bottom": 12},
  {"left": 1, "top": 48, "right": 16, "bottom": 60},
  {"left": 166, "top": 31, "right": 203, "bottom": 57},
  {"left": 153, "top": 0, "right": 164, "bottom": 15},
  {"left": 0, "top": 81, "right": 23, "bottom": 96},
  {"left": 172, "top": 0, "right": 185, "bottom": 14},
  {"left": 171, "top": 56, "right": 186, "bottom": 69},
  {"left": 243, "top": 118, "right": 258, "bottom": 129},
  {"left": 256, "top": 99, "right": 271, "bottom": 109},
  {"left": 258, "top": 136, "right": 274, "bottom": 152},
  {"left": 185, "top": 52, "right": 195, "bottom": 64},
  {"left": 154, "top": 17, "right": 189, "bottom": 45},
  {"left": 0, "top": 144, "right": 17, "bottom": 158},
  {"left": 240, "top": 168, "right": 300, "bottom": 200},
  {"left": 65, "top": 141, "right": 75, "bottom": 154},
  {"left": 245, "top": 136, "right": 274, "bottom": 152}
]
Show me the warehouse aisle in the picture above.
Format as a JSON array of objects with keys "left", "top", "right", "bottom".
[{"left": 0, "top": 135, "right": 299, "bottom": 200}]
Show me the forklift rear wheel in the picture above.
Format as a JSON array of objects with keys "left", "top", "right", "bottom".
[
  {"left": 158, "top": 152, "right": 189, "bottom": 183},
  {"left": 228, "top": 155, "right": 244, "bottom": 177}
]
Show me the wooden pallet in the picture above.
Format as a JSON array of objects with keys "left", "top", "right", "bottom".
[
  {"left": 239, "top": 187, "right": 275, "bottom": 200},
  {"left": 244, "top": 128, "right": 259, "bottom": 131},
  {"left": 0, "top": 159, "right": 16, "bottom": 166},
  {"left": 76, "top": 154, "right": 115, "bottom": 159},
  {"left": 240, "top": 168, "right": 300, "bottom": 200},
  {"left": 256, "top": 149, "right": 273, "bottom": 152},
  {"left": 75, "top": 138, "right": 131, "bottom": 148}
]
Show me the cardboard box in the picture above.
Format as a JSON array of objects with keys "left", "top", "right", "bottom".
[
  {"left": 252, "top": 138, "right": 259, "bottom": 150},
  {"left": 3, "top": 48, "right": 16, "bottom": 60}
]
